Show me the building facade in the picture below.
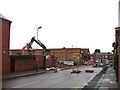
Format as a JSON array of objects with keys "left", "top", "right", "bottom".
[
  {"left": 94, "top": 52, "right": 113, "bottom": 60},
  {"left": 91, "top": 51, "right": 113, "bottom": 67},
  {"left": 0, "top": 14, "right": 11, "bottom": 74},
  {"left": 50, "top": 48, "right": 90, "bottom": 65},
  {"left": 112, "top": 27, "right": 120, "bottom": 86},
  {"left": 81, "top": 48, "right": 90, "bottom": 61},
  {"left": 50, "top": 48, "right": 81, "bottom": 63},
  {"left": 8, "top": 48, "right": 91, "bottom": 73},
  {"left": 9, "top": 49, "right": 55, "bottom": 73}
]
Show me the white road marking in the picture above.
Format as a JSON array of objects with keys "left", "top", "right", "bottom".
[
  {"left": 11, "top": 67, "right": 102, "bottom": 88},
  {"left": 12, "top": 80, "right": 41, "bottom": 88}
]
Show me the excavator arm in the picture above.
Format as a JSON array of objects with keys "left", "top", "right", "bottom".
[
  {"left": 29, "top": 36, "right": 46, "bottom": 51},
  {"left": 22, "top": 36, "right": 47, "bottom": 55},
  {"left": 22, "top": 36, "right": 47, "bottom": 69},
  {"left": 27, "top": 36, "right": 47, "bottom": 53}
]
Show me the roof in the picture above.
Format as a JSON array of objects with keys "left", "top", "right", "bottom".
[
  {"left": 96, "top": 52, "right": 112, "bottom": 56},
  {"left": 0, "top": 13, "right": 7, "bottom": 19},
  {"left": 81, "top": 48, "right": 90, "bottom": 53},
  {"left": 0, "top": 13, "right": 11, "bottom": 22}
]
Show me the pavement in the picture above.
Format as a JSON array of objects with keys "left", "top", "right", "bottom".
[
  {"left": 82, "top": 66, "right": 119, "bottom": 90},
  {"left": 2, "top": 69, "right": 46, "bottom": 79},
  {"left": 97, "top": 66, "right": 118, "bottom": 90},
  {"left": 2, "top": 66, "right": 79, "bottom": 79}
]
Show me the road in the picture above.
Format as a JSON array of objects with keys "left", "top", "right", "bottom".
[{"left": 3, "top": 66, "right": 102, "bottom": 88}]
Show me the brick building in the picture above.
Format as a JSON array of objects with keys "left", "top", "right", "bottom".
[
  {"left": 81, "top": 48, "right": 90, "bottom": 61},
  {"left": 9, "top": 48, "right": 91, "bottom": 72},
  {"left": 50, "top": 48, "right": 90, "bottom": 64},
  {"left": 0, "top": 14, "right": 12, "bottom": 74},
  {"left": 112, "top": 27, "right": 120, "bottom": 86},
  {"left": 91, "top": 51, "right": 113, "bottom": 67},
  {"left": 9, "top": 49, "right": 55, "bottom": 72},
  {"left": 93, "top": 52, "right": 113, "bottom": 60}
]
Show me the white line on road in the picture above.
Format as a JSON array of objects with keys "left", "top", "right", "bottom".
[
  {"left": 11, "top": 67, "right": 102, "bottom": 88},
  {"left": 12, "top": 80, "right": 41, "bottom": 88}
]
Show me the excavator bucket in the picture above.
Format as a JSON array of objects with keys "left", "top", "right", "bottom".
[{"left": 21, "top": 43, "right": 28, "bottom": 54}]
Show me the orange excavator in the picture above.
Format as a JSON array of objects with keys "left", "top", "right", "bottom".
[
  {"left": 21, "top": 36, "right": 47, "bottom": 69},
  {"left": 21, "top": 43, "right": 31, "bottom": 54},
  {"left": 22, "top": 36, "right": 47, "bottom": 54}
]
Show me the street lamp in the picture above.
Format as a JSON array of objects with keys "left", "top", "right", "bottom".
[
  {"left": 37, "top": 26, "right": 42, "bottom": 49},
  {"left": 35, "top": 26, "right": 42, "bottom": 72}
]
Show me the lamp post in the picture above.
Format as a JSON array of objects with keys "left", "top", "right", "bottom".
[
  {"left": 37, "top": 26, "right": 42, "bottom": 49},
  {"left": 35, "top": 26, "right": 42, "bottom": 72}
]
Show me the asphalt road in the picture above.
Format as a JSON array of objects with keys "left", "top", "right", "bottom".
[{"left": 3, "top": 66, "right": 102, "bottom": 88}]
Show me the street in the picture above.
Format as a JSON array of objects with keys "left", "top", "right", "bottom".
[{"left": 3, "top": 66, "right": 102, "bottom": 88}]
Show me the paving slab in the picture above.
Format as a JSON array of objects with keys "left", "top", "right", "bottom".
[
  {"left": 100, "top": 79, "right": 110, "bottom": 87},
  {"left": 110, "top": 82, "right": 118, "bottom": 88},
  {"left": 98, "top": 87, "right": 109, "bottom": 90},
  {"left": 2, "top": 69, "right": 46, "bottom": 79},
  {"left": 110, "top": 74, "right": 116, "bottom": 81},
  {"left": 83, "top": 66, "right": 118, "bottom": 90}
]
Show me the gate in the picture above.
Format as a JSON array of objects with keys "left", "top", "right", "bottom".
[{"left": 10, "top": 57, "right": 15, "bottom": 73}]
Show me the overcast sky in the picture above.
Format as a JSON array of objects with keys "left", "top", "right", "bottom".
[{"left": 0, "top": 0, "right": 119, "bottom": 53}]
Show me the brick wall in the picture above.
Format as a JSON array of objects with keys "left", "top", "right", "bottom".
[
  {"left": 25, "top": 59, "right": 36, "bottom": 71},
  {"left": 1, "top": 18, "right": 11, "bottom": 74},
  {"left": 117, "top": 30, "right": 120, "bottom": 84},
  {"left": 46, "top": 57, "right": 55, "bottom": 68},
  {"left": 35, "top": 55, "right": 55, "bottom": 68},
  {"left": 15, "top": 59, "right": 26, "bottom": 72},
  {"left": 35, "top": 55, "right": 43, "bottom": 68},
  {"left": 2, "top": 48, "right": 10, "bottom": 73},
  {"left": 10, "top": 54, "right": 55, "bottom": 72},
  {"left": 50, "top": 48, "right": 81, "bottom": 62},
  {"left": 14, "top": 55, "right": 36, "bottom": 72},
  {"left": 114, "top": 28, "right": 120, "bottom": 85}
]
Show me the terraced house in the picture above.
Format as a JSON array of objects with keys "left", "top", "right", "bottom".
[{"left": 112, "top": 27, "right": 120, "bottom": 87}]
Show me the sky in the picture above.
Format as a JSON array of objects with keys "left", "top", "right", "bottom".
[{"left": 0, "top": 0, "right": 119, "bottom": 53}]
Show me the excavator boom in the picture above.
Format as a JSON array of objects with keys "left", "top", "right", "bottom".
[
  {"left": 21, "top": 36, "right": 47, "bottom": 69},
  {"left": 22, "top": 36, "right": 47, "bottom": 55}
]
